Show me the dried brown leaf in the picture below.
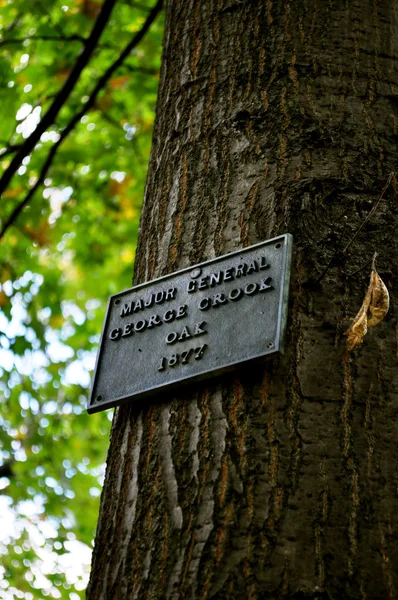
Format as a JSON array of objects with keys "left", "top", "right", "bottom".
[
  {"left": 367, "top": 270, "right": 390, "bottom": 327},
  {"left": 345, "top": 266, "right": 389, "bottom": 352},
  {"left": 345, "top": 284, "right": 372, "bottom": 352}
]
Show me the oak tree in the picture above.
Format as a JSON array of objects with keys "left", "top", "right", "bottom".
[{"left": 88, "top": 0, "right": 398, "bottom": 599}]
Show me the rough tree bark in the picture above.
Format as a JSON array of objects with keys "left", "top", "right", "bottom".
[{"left": 87, "top": 1, "right": 398, "bottom": 598}]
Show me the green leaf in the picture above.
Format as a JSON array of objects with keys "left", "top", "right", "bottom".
[{"left": 0, "top": 0, "right": 164, "bottom": 596}]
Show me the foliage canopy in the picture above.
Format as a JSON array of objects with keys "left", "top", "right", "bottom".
[{"left": 0, "top": 1, "right": 163, "bottom": 597}]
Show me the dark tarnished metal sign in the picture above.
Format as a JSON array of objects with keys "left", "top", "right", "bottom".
[{"left": 88, "top": 234, "right": 292, "bottom": 414}]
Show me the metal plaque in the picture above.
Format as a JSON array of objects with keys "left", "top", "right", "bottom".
[{"left": 88, "top": 234, "right": 292, "bottom": 414}]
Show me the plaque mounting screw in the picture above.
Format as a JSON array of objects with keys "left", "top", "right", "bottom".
[
  {"left": 267, "top": 342, "right": 274, "bottom": 349},
  {"left": 275, "top": 243, "right": 282, "bottom": 249},
  {"left": 191, "top": 268, "right": 202, "bottom": 279},
  {"left": 114, "top": 299, "right": 120, "bottom": 305},
  {"left": 96, "top": 395, "right": 103, "bottom": 402}
]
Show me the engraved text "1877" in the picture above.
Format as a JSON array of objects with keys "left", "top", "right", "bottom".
[{"left": 158, "top": 344, "right": 207, "bottom": 372}]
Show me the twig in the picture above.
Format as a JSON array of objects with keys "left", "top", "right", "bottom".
[
  {"left": 122, "top": 63, "right": 159, "bottom": 75},
  {"left": 0, "top": 0, "right": 118, "bottom": 201},
  {"left": 32, "top": 0, "right": 68, "bottom": 39},
  {"left": 5, "top": 13, "right": 23, "bottom": 34},
  {"left": 99, "top": 110, "right": 122, "bottom": 129},
  {"left": 0, "top": 144, "right": 23, "bottom": 157},
  {"left": 341, "top": 173, "right": 394, "bottom": 255},
  {"left": 0, "top": 34, "right": 87, "bottom": 47},
  {"left": 0, "top": 0, "right": 164, "bottom": 241},
  {"left": 345, "top": 252, "right": 377, "bottom": 277},
  {"left": 121, "top": 1, "right": 153, "bottom": 10},
  {"left": 316, "top": 173, "right": 394, "bottom": 283}
]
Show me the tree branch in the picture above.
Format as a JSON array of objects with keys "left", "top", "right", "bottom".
[
  {"left": 0, "top": 144, "right": 23, "bottom": 157},
  {"left": 5, "top": 13, "right": 23, "bottom": 34},
  {"left": 122, "top": 63, "right": 159, "bottom": 75},
  {"left": 0, "top": 0, "right": 164, "bottom": 241},
  {"left": 0, "top": 34, "right": 87, "bottom": 47},
  {"left": 121, "top": 1, "right": 153, "bottom": 11},
  {"left": 32, "top": 0, "right": 69, "bottom": 39},
  {"left": 98, "top": 110, "right": 122, "bottom": 129},
  {"left": 0, "top": 0, "right": 118, "bottom": 201},
  {"left": 0, "top": 461, "right": 14, "bottom": 479}
]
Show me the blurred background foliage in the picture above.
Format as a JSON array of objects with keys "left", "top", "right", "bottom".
[{"left": 0, "top": 0, "right": 163, "bottom": 597}]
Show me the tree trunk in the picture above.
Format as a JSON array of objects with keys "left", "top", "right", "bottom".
[{"left": 87, "top": 1, "right": 398, "bottom": 598}]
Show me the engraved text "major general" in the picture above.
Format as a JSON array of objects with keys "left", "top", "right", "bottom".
[
  {"left": 187, "top": 256, "right": 269, "bottom": 293},
  {"left": 120, "top": 287, "right": 177, "bottom": 318}
]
